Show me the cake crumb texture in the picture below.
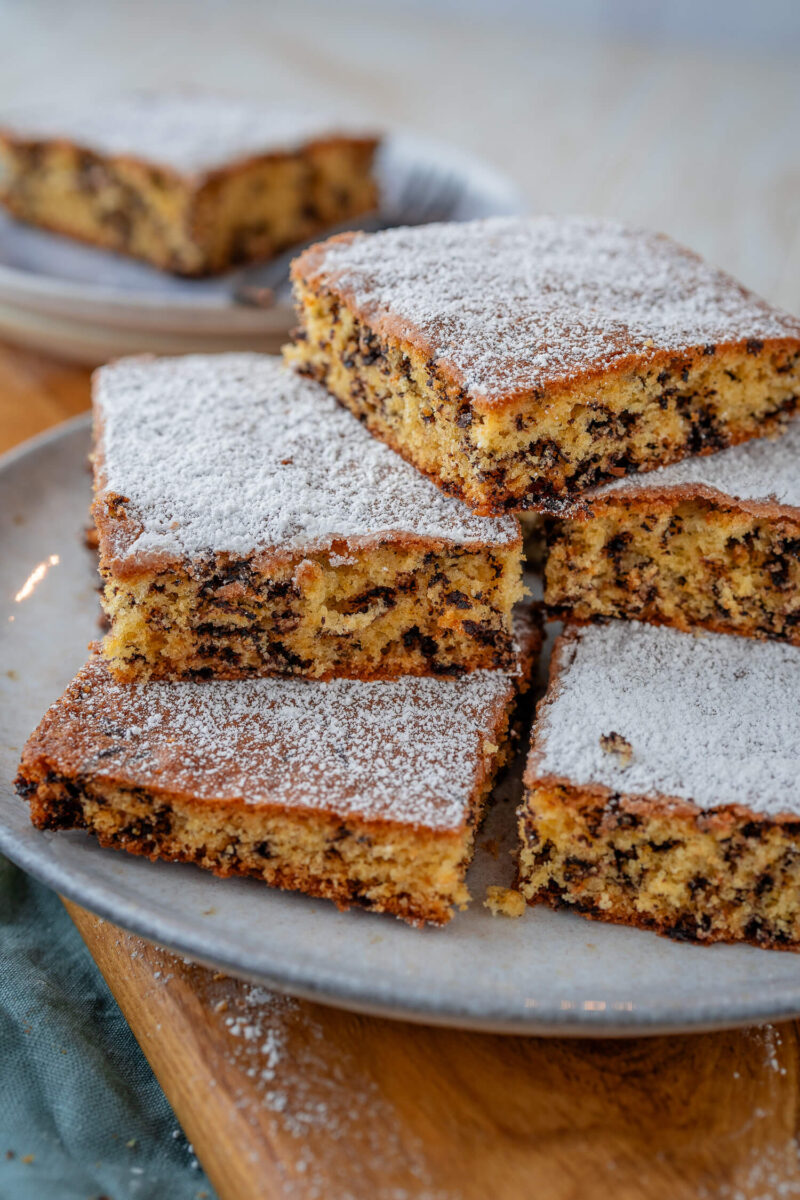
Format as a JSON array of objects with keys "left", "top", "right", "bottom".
[
  {"left": 484, "top": 886, "right": 526, "bottom": 918},
  {"left": 546, "top": 495, "right": 800, "bottom": 644},
  {"left": 521, "top": 622, "right": 800, "bottom": 948},
  {"left": 0, "top": 94, "right": 378, "bottom": 275},
  {"left": 93, "top": 354, "right": 522, "bottom": 681},
  {"left": 545, "top": 417, "right": 800, "bottom": 642},
  {"left": 287, "top": 216, "right": 800, "bottom": 511}
]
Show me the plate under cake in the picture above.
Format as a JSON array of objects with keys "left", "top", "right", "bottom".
[
  {"left": 545, "top": 417, "right": 800, "bottom": 643},
  {"left": 16, "top": 611, "right": 541, "bottom": 927},
  {"left": 92, "top": 353, "right": 523, "bottom": 682},
  {"left": 0, "top": 93, "right": 378, "bottom": 276},
  {"left": 520, "top": 621, "right": 800, "bottom": 950},
  {"left": 286, "top": 216, "right": 800, "bottom": 513}
]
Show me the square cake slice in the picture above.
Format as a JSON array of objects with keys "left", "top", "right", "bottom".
[
  {"left": 545, "top": 417, "right": 800, "bottom": 643},
  {"left": 16, "top": 611, "right": 541, "bottom": 927},
  {"left": 286, "top": 216, "right": 800, "bottom": 513},
  {"left": 92, "top": 353, "right": 522, "bottom": 682},
  {"left": 520, "top": 621, "right": 800, "bottom": 950},
  {"left": 0, "top": 93, "right": 378, "bottom": 275}
]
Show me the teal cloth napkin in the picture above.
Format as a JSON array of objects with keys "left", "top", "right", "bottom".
[{"left": 0, "top": 856, "right": 217, "bottom": 1200}]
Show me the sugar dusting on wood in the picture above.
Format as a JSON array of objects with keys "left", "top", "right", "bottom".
[{"left": 207, "top": 977, "right": 451, "bottom": 1199}]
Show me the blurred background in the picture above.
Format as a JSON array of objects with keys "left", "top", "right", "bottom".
[
  {"left": 3, "top": 0, "right": 800, "bottom": 312},
  {"left": 4, "top": 0, "right": 800, "bottom": 314}
]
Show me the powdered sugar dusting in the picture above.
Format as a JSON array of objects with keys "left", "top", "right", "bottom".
[
  {"left": 2, "top": 92, "right": 373, "bottom": 176},
  {"left": 308, "top": 216, "right": 800, "bottom": 403},
  {"left": 34, "top": 655, "right": 518, "bottom": 831},
  {"left": 531, "top": 622, "right": 800, "bottom": 818},
  {"left": 94, "top": 353, "right": 517, "bottom": 565},
  {"left": 209, "top": 983, "right": 451, "bottom": 1199},
  {"left": 588, "top": 415, "right": 800, "bottom": 511}
]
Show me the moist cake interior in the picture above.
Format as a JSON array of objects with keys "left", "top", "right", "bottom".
[
  {"left": 546, "top": 418, "right": 800, "bottom": 643},
  {"left": 17, "top": 610, "right": 540, "bottom": 927},
  {"left": 521, "top": 621, "right": 800, "bottom": 948},
  {"left": 93, "top": 353, "right": 522, "bottom": 680},
  {"left": 287, "top": 216, "right": 800, "bottom": 511}
]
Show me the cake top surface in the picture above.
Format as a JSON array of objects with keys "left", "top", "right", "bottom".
[
  {"left": 1, "top": 93, "right": 375, "bottom": 176},
  {"left": 580, "top": 417, "right": 800, "bottom": 513},
  {"left": 528, "top": 621, "right": 800, "bottom": 819},
  {"left": 295, "top": 216, "right": 800, "bottom": 408},
  {"left": 93, "top": 353, "right": 518, "bottom": 568},
  {"left": 24, "top": 655, "right": 517, "bottom": 832}
]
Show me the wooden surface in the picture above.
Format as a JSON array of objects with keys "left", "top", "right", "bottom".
[
  {"left": 7, "top": 339, "right": 800, "bottom": 1200},
  {"left": 64, "top": 900, "right": 800, "bottom": 1200}
]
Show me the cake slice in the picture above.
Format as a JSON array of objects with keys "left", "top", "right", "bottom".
[
  {"left": 93, "top": 353, "right": 522, "bottom": 682},
  {"left": 16, "top": 611, "right": 541, "bottom": 927},
  {"left": 0, "top": 93, "right": 378, "bottom": 275},
  {"left": 520, "top": 621, "right": 800, "bottom": 949},
  {"left": 286, "top": 216, "right": 800, "bottom": 513},
  {"left": 545, "top": 417, "right": 800, "bottom": 643}
]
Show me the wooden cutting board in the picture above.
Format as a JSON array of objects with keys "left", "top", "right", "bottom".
[
  {"left": 7, "top": 340, "right": 800, "bottom": 1200},
  {"left": 63, "top": 900, "right": 800, "bottom": 1200}
]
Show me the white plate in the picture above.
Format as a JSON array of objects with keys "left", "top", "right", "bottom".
[
  {"left": 0, "top": 133, "right": 523, "bottom": 363},
  {"left": 3, "top": 417, "right": 800, "bottom": 1036}
]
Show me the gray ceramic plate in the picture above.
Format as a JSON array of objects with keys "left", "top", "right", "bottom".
[{"left": 3, "top": 417, "right": 800, "bottom": 1036}]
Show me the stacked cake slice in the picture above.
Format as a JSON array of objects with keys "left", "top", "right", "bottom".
[
  {"left": 17, "top": 352, "right": 539, "bottom": 925},
  {"left": 286, "top": 215, "right": 800, "bottom": 512},
  {"left": 283, "top": 213, "right": 800, "bottom": 949},
  {"left": 92, "top": 354, "right": 523, "bottom": 681},
  {"left": 16, "top": 210, "right": 800, "bottom": 944}
]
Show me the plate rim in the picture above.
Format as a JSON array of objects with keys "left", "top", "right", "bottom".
[
  {"left": 3, "top": 415, "right": 800, "bottom": 1037},
  {"left": 6, "top": 823, "right": 800, "bottom": 1037}
]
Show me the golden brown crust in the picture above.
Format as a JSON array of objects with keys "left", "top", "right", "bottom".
[
  {"left": 525, "top": 883, "right": 800, "bottom": 952},
  {"left": 523, "top": 774, "right": 800, "bottom": 841},
  {"left": 0, "top": 128, "right": 379, "bottom": 187},
  {"left": 15, "top": 613, "right": 541, "bottom": 927},
  {"left": 554, "top": 481, "right": 800, "bottom": 525},
  {"left": 291, "top": 232, "right": 800, "bottom": 415}
]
